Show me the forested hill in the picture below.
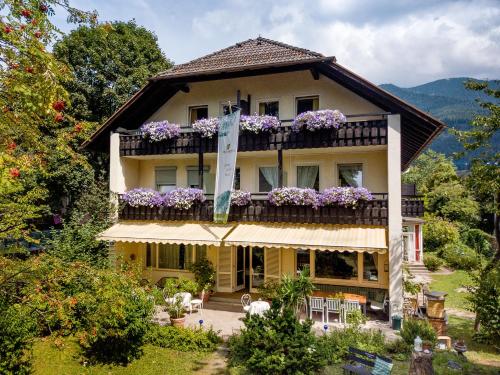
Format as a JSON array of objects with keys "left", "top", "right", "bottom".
[{"left": 379, "top": 77, "right": 499, "bottom": 169}]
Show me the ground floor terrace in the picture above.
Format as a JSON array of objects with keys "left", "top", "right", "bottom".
[{"left": 100, "top": 220, "right": 404, "bottom": 313}]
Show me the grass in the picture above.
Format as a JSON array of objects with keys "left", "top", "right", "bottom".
[
  {"left": 430, "top": 270, "right": 472, "bottom": 310},
  {"left": 32, "top": 337, "right": 212, "bottom": 375}
]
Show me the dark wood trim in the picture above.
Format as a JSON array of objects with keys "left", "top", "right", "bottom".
[
  {"left": 277, "top": 149, "right": 283, "bottom": 187},
  {"left": 310, "top": 68, "right": 320, "bottom": 80}
]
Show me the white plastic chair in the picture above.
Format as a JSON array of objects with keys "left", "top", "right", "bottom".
[
  {"left": 325, "top": 298, "right": 342, "bottom": 324},
  {"left": 342, "top": 299, "right": 360, "bottom": 323},
  {"left": 309, "top": 296, "right": 325, "bottom": 323},
  {"left": 190, "top": 290, "right": 205, "bottom": 315},
  {"left": 241, "top": 294, "right": 252, "bottom": 313}
]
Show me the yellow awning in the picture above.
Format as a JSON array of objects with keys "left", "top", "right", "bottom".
[
  {"left": 97, "top": 221, "right": 235, "bottom": 246},
  {"left": 223, "top": 223, "right": 387, "bottom": 253}
]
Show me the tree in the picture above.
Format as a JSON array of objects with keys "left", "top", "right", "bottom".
[
  {"left": 402, "top": 150, "right": 457, "bottom": 194},
  {"left": 0, "top": 1, "right": 97, "bottom": 240},
  {"left": 53, "top": 20, "right": 172, "bottom": 123}
]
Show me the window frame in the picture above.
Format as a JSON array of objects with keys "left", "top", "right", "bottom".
[
  {"left": 256, "top": 99, "right": 280, "bottom": 117},
  {"left": 188, "top": 105, "right": 209, "bottom": 125},
  {"left": 337, "top": 163, "right": 364, "bottom": 188},
  {"left": 155, "top": 166, "right": 177, "bottom": 193},
  {"left": 148, "top": 243, "right": 208, "bottom": 271},
  {"left": 295, "top": 95, "right": 320, "bottom": 116}
]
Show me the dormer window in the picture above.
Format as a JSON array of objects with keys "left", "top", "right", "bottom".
[
  {"left": 296, "top": 96, "right": 319, "bottom": 115},
  {"left": 189, "top": 105, "right": 208, "bottom": 125},
  {"left": 258, "top": 101, "right": 279, "bottom": 117}
]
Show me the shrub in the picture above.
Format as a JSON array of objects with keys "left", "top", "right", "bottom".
[
  {"left": 163, "top": 277, "right": 198, "bottom": 298},
  {"left": 441, "top": 242, "right": 481, "bottom": 270},
  {"left": 384, "top": 338, "right": 412, "bottom": 360},
  {"left": 461, "top": 229, "right": 494, "bottom": 258},
  {"left": 189, "top": 258, "right": 216, "bottom": 291},
  {"left": 423, "top": 253, "right": 444, "bottom": 272},
  {"left": 317, "top": 325, "right": 385, "bottom": 364},
  {"left": 227, "top": 307, "right": 325, "bottom": 374},
  {"left": 145, "top": 324, "right": 221, "bottom": 352},
  {"left": 0, "top": 301, "right": 37, "bottom": 375},
  {"left": 423, "top": 214, "right": 460, "bottom": 252},
  {"left": 399, "top": 318, "right": 437, "bottom": 347},
  {"left": 256, "top": 279, "right": 281, "bottom": 301}
]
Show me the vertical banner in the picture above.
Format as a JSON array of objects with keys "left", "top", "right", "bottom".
[{"left": 214, "top": 110, "right": 241, "bottom": 223}]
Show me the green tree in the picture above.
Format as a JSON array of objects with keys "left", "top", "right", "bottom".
[
  {"left": 54, "top": 20, "right": 172, "bottom": 123},
  {"left": 0, "top": 1, "right": 97, "bottom": 240}
]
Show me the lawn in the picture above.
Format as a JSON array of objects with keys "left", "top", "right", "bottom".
[
  {"left": 430, "top": 270, "right": 472, "bottom": 310},
  {"left": 32, "top": 337, "right": 212, "bottom": 375}
]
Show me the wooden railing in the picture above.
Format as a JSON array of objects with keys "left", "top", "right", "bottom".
[
  {"left": 401, "top": 196, "right": 424, "bottom": 217},
  {"left": 119, "top": 119, "right": 387, "bottom": 156}
]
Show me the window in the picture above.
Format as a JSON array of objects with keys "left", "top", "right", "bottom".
[
  {"left": 338, "top": 164, "right": 363, "bottom": 187},
  {"left": 297, "top": 165, "right": 319, "bottom": 190},
  {"left": 314, "top": 251, "right": 358, "bottom": 279},
  {"left": 296, "top": 249, "right": 310, "bottom": 274},
  {"left": 233, "top": 168, "right": 241, "bottom": 190},
  {"left": 189, "top": 105, "right": 208, "bottom": 125},
  {"left": 258, "top": 101, "right": 279, "bottom": 117},
  {"left": 155, "top": 167, "right": 176, "bottom": 193},
  {"left": 158, "top": 244, "right": 194, "bottom": 270},
  {"left": 222, "top": 104, "right": 239, "bottom": 115},
  {"left": 259, "top": 167, "right": 278, "bottom": 192},
  {"left": 187, "top": 166, "right": 210, "bottom": 188},
  {"left": 145, "top": 243, "right": 156, "bottom": 268},
  {"left": 296, "top": 96, "right": 319, "bottom": 115},
  {"left": 363, "top": 253, "right": 379, "bottom": 281}
]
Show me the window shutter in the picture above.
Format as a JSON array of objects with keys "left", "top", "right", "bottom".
[
  {"left": 218, "top": 246, "right": 233, "bottom": 292},
  {"left": 265, "top": 248, "right": 281, "bottom": 281},
  {"left": 155, "top": 167, "right": 176, "bottom": 186}
]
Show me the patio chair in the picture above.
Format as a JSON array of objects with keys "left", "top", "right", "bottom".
[
  {"left": 309, "top": 296, "right": 325, "bottom": 323},
  {"left": 342, "top": 300, "right": 360, "bottom": 323},
  {"left": 325, "top": 298, "right": 342, "bottom": 324},
  {"left": 241, "top": 294, "right": 252, "bottom": 313},
  {"left": 190, "top": 290, "right": 205, "bottom": 315}
]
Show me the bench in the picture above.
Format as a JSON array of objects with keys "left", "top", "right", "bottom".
[{"left": 343, "top": 347, "right": 393, "bottom": 375}]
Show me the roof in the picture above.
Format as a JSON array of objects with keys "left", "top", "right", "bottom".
[
  {"left": 155, "top": 37, "right": 327, "bottom": 79},
  {"left": 82, "top": 37, "right": 445, "bottom": 170}
]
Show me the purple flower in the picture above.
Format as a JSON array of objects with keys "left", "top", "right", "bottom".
[
  {"left": 231, "top": 190, "right": 252, "bottom": 206},
  {"left": 141, "top": 121, "right": 181, "bottom": 142},
  {"left": 122, "top": 188, "right": 163, "bottom": 207},
  {"left": 192, "top": 118, "right": 220, "bottom": 138},
  {"left": 163, "top": 188, "right": 206, "bottom": 210},
  {"left": 291, "top": 109, "right": 347, "bottom": 132},
  {"left": 240, "top": 115, "right": 280, "bottom": 133},
  {"left": 318, "top": 187, "right": 373, "bottom": 208},
  {"left": 268, "top": 187, "right": 319, "bottom": 208}
]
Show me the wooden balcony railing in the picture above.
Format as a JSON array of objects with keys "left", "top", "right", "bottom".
[
  {"left": 119, "top": 119, "right": 387, "bottom": 156},
  {"left": 401, "top": 196, "right": 424, "bottom": 217}
]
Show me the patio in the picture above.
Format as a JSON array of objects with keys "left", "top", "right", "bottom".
[{"left": 153, "top": 298, "right": 399, "bottom": 341}]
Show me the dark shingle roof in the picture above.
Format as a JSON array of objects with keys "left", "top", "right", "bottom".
[{"left": 155, "top": 37, "right": 327, "bottom": 79}]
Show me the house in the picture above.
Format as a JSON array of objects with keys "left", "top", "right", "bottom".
[{"left": 84, "top": 37, "right": 443, "bottom": 316}]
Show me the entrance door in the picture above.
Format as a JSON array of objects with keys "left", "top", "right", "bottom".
[
  {"left": 235, "top": 246, "right": 245, "bottom": 291},
  {"left": 250, "top": 247, "right": 265, "bottom": 292},
  {"left": 403, "top": 232, "right": 415, "bottom": 262}
]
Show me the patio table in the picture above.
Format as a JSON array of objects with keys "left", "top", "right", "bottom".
[
  {"left": 312, "top": 291, "right": 367, "bottom": 314},
  {"left": 248, "top": 300, "right": 270, "bottom": 316}
]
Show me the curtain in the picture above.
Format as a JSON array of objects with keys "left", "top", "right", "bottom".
[
  {"left": 339, "top": 165, "right": 362, "bottom": 187},
  {"left": 363, "top": 253, "right": 379, "bottom": 281},
  {"left": 297, "top": 166, "right": 319, "bottom": 189},
  {"left": 158, "top": 244, "right": 180, "bottom": 269},
  {"left": 260, "top": 167, "right": 278, "bottom": 190}
]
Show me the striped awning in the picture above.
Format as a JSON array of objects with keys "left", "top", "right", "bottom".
[
  {"left": 223, "top": 223, "right": 387, "bottom": 253},
  {"left": 97, "top": 221, "right": 234, "bottom": 246}
]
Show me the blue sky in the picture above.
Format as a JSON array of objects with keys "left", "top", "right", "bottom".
[{"left": 53, "top": 0, "right": 500, "bottom": 86}]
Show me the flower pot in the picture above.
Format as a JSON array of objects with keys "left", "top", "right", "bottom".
[{"left": 170, "top": 316, "right": 185, "bottom": 328}]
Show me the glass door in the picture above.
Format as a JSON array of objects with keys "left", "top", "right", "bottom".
[
  {"left": 235, "top": 246, "right": 245, "bottom": 290},
  {"left": 250, "top": 247, "right": 265, "bottom": 292}
]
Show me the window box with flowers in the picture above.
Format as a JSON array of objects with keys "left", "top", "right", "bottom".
[{"left": 141, "top": 121, "right": 181, "bottom": 142}]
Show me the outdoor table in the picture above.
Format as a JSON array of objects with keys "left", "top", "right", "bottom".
[
  {"left": 312, "top": 291, "right": 367, "bottom": 314},
  {"left": 248, "top": 300, "right": 271, "bottom": 316}
]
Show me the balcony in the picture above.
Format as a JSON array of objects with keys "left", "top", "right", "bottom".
[
  {"left": 118, "top": 195, "right": 423, "bottom": 225},
  {"left": 119, "top": 118, "right": 387, "bottom": 157}
]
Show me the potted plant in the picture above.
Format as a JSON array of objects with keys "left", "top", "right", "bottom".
[
  {"left": 167, "top": 295, "right": 186, "bottom": 328},
  {"left": 189, "top": 258, "right": 216, "bottom": 302}
]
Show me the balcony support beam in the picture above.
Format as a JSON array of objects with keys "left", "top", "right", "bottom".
[
  {"left": 277, "top": 148, "right": 283, "bottom": 187},
  {"left": 198, "top": 148, "right": 204, "bottom": 190},
  {"left": 387, "top": 114, "right": 403, "bottom": 318}
]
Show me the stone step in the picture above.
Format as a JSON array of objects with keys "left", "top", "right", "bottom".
[{"left": 209, "top": 296, "right": 242, "bottom": 306}]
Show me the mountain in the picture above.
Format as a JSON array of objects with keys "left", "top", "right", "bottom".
[{"left": 379, "top": 77, "right": 499, "bottom": 169}]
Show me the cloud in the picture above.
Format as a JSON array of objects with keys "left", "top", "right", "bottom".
[{"left": 52, "top": 0, "right": 500, "bottom": 86}]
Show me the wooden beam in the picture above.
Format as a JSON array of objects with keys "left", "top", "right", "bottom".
[
  {"left": 310, "top": 68, "right": 319, "bottom": 80},
  {"left": 198, "top": 141, "right": 204, "bottom": 190},
  {"left": 179, "top": 85, "right": 190, "bottom": 93},
  {"left": 278, "top": 149, "right": 283, "bottom": 187}
]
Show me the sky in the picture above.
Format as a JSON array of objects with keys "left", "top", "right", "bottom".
[{"left": 53, "top": 0, "right": 500, "bottom": 87}]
